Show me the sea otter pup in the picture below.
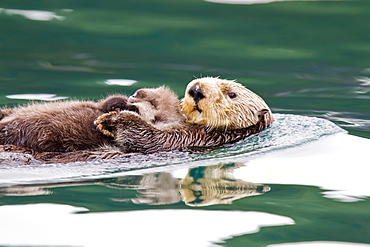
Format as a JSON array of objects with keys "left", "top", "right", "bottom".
[
  {"left": 0, "top": 86, "right": 184, "bottom": 154},
  {"left": 96, "top": 77, "right": 273, "bottom": 153},
  {"left": 128, "top": 86, "right": 185, "bottom": 128},
  {"left": 0, "top": 95, "right": 134, "bottom": 152},
  {"left": 0, "top": 86, "right": 186, "bottom": 164}
]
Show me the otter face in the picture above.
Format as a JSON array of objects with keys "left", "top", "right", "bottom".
[
  {"left": 181, "top": 77, "right": 273, "bottom": 129},
  {"left": 128, "top": 86, "right": 185, "bottom": 126}
]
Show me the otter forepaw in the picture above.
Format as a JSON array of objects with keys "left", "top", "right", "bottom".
[
  {"left": 95, "top": 111, "right": 144, "bottom": 137},
  {"left": 95, "top": 111, "right": 120, "bottom": 137}
]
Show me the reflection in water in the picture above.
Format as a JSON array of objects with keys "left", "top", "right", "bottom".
[
  {"left": 103, "top": 79, "right": 137, "bottom": 86},
  {"left": 107, "top": 172, "right": 181, "bottom": 205},
  {"left": 179, "top": 163, "right": 270, "bottom": 206},
  {"left": 205, "top": 0, "right": 354, "bottom": 5},
  {"left": 204, "top": 0, "right": 296, "bottom": 5},
  {"left": 269, "top": 242, "right": 370, "bottom": 247},
  {"left": 0, "top": 185, "right": 53, "bottom": 196},
  {"left": 6, "top": 94, "right": 68, "bottom": 101},
  {"left": 0, "top": 8, "right": 66, "bottom": 21},
  {"left": 357, "top": 76, "right": 370, "bottom": 86},
  {"left": 0, "top": 163, "right": 270, "bottom": 207}
]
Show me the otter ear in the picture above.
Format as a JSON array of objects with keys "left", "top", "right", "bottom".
[
  {"left": 258, "top": 109, "right": 269, "bottom": 120},
  {"left": 260, "top": 109, "right": 269, "bottom": 115}
]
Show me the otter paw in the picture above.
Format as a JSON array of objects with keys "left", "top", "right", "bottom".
[
  {"left": 95, "top": 111, "right": 142, "bottom": 137},
  {"left": 95, "top": 111, "right": 119, "bottom": 137}
]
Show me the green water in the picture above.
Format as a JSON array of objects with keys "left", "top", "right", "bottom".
[{"left": 1, "top": 0, "right": 370, "bottom": 246}]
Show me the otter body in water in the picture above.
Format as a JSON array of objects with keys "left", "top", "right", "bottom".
[
  {"left": 96, "top": 77, "right": 273, "bottom": 153},
  {"left": 0, "top": 86, "right": 182, "bottom": 153},
  {"left": 0, "top": 78, "right": 272, "bottom": 163},
  {"left": 0, "top": 95, "right": 134, "bottom": 152}
]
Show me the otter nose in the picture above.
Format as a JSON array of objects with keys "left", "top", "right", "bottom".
[{"left": 188, "top": 84, "right": 205, "bottom": 103}]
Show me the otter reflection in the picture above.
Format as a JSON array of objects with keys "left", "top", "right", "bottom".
[
  {"left": 0, "top": 163, "right": 270, "bottom": 207},
  {"left": 106, "top": 172, "right": 181, "bottom": 205},
  {"left": 179, "top": 163, "right": 270, "bottom": 206}
]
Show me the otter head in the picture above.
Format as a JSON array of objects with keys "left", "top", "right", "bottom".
[
  {"left": 100, "top": 95, "right": 139, "bottom": 113},
  {"left": 181, "top": 77, "right": 273, "bottom": 129},
  {"left": 128, "top": 86, "right": 185, "bottom": 127}
]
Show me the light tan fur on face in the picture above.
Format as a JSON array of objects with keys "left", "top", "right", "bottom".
[{"left": 181, "top": 77, "right": 273, "bottom": 129}]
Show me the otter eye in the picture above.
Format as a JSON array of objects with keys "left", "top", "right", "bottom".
[{"left": 228, "top": 92, "right": 237, "bottom": 99}]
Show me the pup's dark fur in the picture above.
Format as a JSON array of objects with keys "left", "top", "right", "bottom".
[
  {"left": 0, "top": 86, "right": 184, "bottom": 157},
  {"left": 0, "top": 95, "right": 134, "bottom": 152}
]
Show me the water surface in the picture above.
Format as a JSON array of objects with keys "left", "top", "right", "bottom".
[{"left": 1, "top": 0, "right": 370, "bottom": 246}]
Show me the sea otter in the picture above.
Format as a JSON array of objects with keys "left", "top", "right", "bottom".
[
  {"left": 92, "top": 86, "right": 186, "bottom": 139},
  {"left": 0, "top": 78, "right": 272, "bottom": 163},
  {"left": 0, "top": 86, "right": 183, "bottom": 153},
  {"left": 0, "top": 95, "right": 131, "bottom": 152},
  {"left": 96, "top": 77, "right": 273, "bottom": 153}
]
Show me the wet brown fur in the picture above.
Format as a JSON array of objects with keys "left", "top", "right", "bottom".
[
  {"left": 1, "top": 78, "right": 273, "bottom": 163},
  {"left": 0, "top": 95, "right": 132, "bottom": 152},
  {"left": 96, "top": 77, "right": 273, "bottom": 153},
  {"left": 95, "top": 108, "right": 271, "bottom": 154},
  {"left": 0, "top": 86, "right": 184, "bottom": 158},
  {"left": 128, "top": 86, "right": 186, "bottom": 128}
]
